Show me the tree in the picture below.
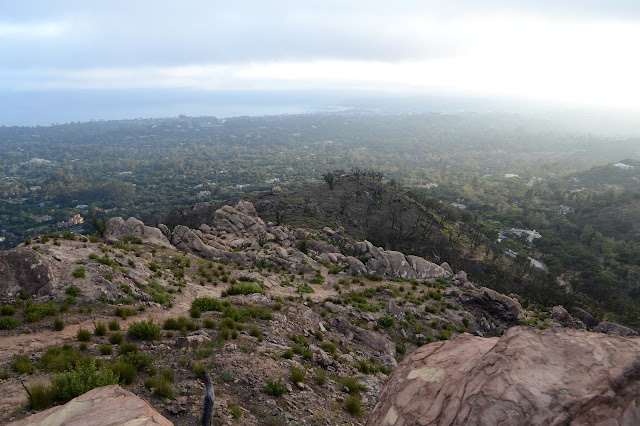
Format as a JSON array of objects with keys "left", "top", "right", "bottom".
[{"left": 322, "top": 172, "right": 335, "bottom": 190}]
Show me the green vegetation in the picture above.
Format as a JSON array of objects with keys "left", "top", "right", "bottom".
[
  {"left": 76, "top": 328, "right": 92, "bottom": 342},
  {"left": 0, "top": 316, "right": 19, "bottom": 330},
  {"left": 127, "top": 319, "right": 162, "bottom": 340},
  {"left": 72, "top": 268, "right": 86, "bottom": 279},
  {"left": 24, "top": 301, "right": 58, "bottom": 322},
  {"left": 53, "top": 317, "right": 65, "bottom": 331},
  {"left": 264, "top": 377, "right": 287, "bottom": 397},
  {"left": 13, "top": 355, "right": 33, "bottom": 374}
]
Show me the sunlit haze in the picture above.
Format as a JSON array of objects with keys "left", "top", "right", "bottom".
[{"left": 1, "top": 0, "right": 639, "bottom": 124}]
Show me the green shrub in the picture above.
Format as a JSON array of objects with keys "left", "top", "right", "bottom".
[
  {"left": 377, "top": 315, "right": 395, "bottom": 329},
  {"left": 109, "top": 332, "right": 124, "bottom": 345},
  {"left": 249, "top": 325, "right": 263, "bottom": 341},
  {"left": 24, "top": 301, "right": 57, "bottom": 322},
  {"left": 344, "top": 395, "right": 363, "bottom": 416},
  {"left": 0, "top": 369, "right": 9, "bottom": 380},
  {"left": 230, "top": 404, "right": 242, "bottom": 420},
  {"left": 99, "top": 344, "right": 113, "bottom": 355},
  {"left": 321, "top": 342, "right": 337, "bottom": 355},
  {"left": 225, "top": 283, "right": 265, "bottom": 296},
  {"left": 13, "top": 355, "right": 33, "bottom": 374},
  {"left": 161, "top": 367, "right": 175, "bottom": 382},
  {"left": 265, "top": 377, "right": 287, "bottom": 397},
  {"left": 153, "top": 377, "right": 174, "bottom": 399},
  {"left": 118, "top": 342, "right": 138, "bottom": 355},
  {"left": 290, "top": 365, "right": 305, "bottom": 383},
  {"left": 77, "top": 328, "right": 91, "bottom": 342},
  {"left": 37, "top": 346, "right": 84, "bottom": 372},
  {"left": 282, "top": 349, "right": 294, "bottom": 359},
  {"left": 1, "top": 305, "right": 15, "bottom": 316},
  {"left": 94, "top": 321, "right": 107, "bottom": 336},
  {"left": 337, "top": 377, "right": 366, "bottom": 395},
  {"left": 53, "top": 317, "right": 64, "bottom": 331},
  {"left": 127, "top": 319, "right": 162, "bottom": 340},
  {"left": 163, "top": 316, "right": 199, "bottom": 332},
  {"left": 52, "top": 360, "right": 120, "bottom": 402},
  {"left": 290, "top": 334, "right": 309, "bottom": 346},
  {"left": 66, "top": 286, "right": 82, "bottom": 297},
  {"left": 220, "top": 370, "right": 233, "bottom": 382},
  {"left": 0, "top": 316, "right": 19, "bottom": 330},
  {"left": 189, "top": 362, "right": 206, "bottom": 377},
  {"left": 203, "top": 317, "right": 216, "bottom": 329},
  {"left": 26, "top": 382, "right": 56, "bottom": 410},
  {"left": 314, "top": 370, "right": 327, "bottom": 385},
  {"left": 72, "top": 268, "right": 86, "bottom": 279},
  {"left": 437, "top": 330, "right": 452, "bottom": 340},
  {"left": 108, "top": 361, "right": 137, "bottom": 384},
  {"left": 108, "top": 319, "right": 120, "bottom": 331}
]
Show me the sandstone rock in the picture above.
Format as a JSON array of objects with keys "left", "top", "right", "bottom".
[
  {"left": 171, "top": 225, "right": 209, "bottom": 253},
  {"left": 593, "top": 321, "right": 639, "bottom": 337},
  {"left": 0, "top": 247, "right": 56, "bottom": 297},
  {"left": 9, "top": 385, "right": 171, "bottom": 426},
  {"left": 405, "top": 255, "right": 450, "bottom": 280},
  {"left": 459, "top": 286, "right": 522, "bottom": 323},
  {"left": 550, "top": 305, "right": 572, "bottom": 323},
  {"left": 158, "top": 223, "right": 171, "bottom": 240},
  {"left": 367, "top": 327, "right": 640, "bottom": 426},
  {"left": 104, "top": 217, "right": 171, "bottom": 247},
  {"left": 345, "top": 256, "right": 368, "bottom": 275},
  {"left": 213, "top": 201, "right": 265, "bottom": 235}
]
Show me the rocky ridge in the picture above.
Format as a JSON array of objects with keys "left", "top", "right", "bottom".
[{"left": 0, "top": 200, "right": 636, "bottom": 425}]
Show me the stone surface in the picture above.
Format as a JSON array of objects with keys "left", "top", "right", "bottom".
[
  {"left": 10, "top": 385, "right": 172, "bottom": 426},
  {"left": 593, "top": 321, "right": 639, "bottom": 337},
  {"left": 212, "top": 201, "right": 265, "bottom": 235},
  {"left": 0, "top": 247, "right": 56, "bottom": 297},
  {"left": 367, "top": 327, "right": 640, "bottom": 426},
  {"left": 459, "top": 286, "right": 522, "bottom": 323},
  {"left": 104, "top": 217, "right": 171, "bottom": 247},
  {"left": 329, "top": 317, "right": 395, "bottom": 358}
]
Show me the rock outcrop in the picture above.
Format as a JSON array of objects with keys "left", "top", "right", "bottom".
[
  {"left": 459, "top": 286, "right": 522, "bottom": 323},
  {"left": 367, "top": 327, "right": 640, "bottom": 426},
  {"left": 344, "top": 240, "right": 450, "bottom": 280},
  {"left": 0, "top": 247, "right": 56, "bottom": 297},
  {"left": 104, "top": 217, "right": 171, "bottom": 247},
  {"left": 213, "top": 200, "right": 266, "bottom": 235},
  {"left": 10, "top": 385, "right": 172, "bottom": 426},
  {"left": 593, "top": 321, "right": 639, "bottom": 337}
]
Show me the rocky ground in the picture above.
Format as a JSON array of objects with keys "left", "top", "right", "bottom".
[{"left": 0, "top": 201, "right": 611, "bottom": 425}]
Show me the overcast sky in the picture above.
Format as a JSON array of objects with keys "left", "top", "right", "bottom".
[{"left": 1, "top": 0, "right": 640, "bottom": 112}]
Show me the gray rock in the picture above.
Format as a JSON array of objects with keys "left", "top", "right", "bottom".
[
  {"left": 0, "top": 247, "right": 56, "bottom": 297},
  {"left": 459, "top": 286, "right": 522, "bottom": 323},
  {"left": 104, "top": 217, "right": 171, "bottom": 247},
  {"left": 593, "top": 321, "right": 639, "bottom": 337}
]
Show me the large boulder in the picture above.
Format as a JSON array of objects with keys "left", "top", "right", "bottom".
[
  {"left": 10, "top": 385, "right": 172, "bottom": 426},
  {"left": 212, "top": 201, "right": 265, "bottom": 235},
  {"left": 329, "top": 317, "right": 395, "bottom": 359},
  {"left": 367, "top": 327, "right": 640, "bottom": 426},
  {"left": 593, "top": 321, "right": 639, "bottom": 337},
  {"left": 459, "top": 286, "right": 522, "bottom": 323},
  {"left": 0, "top": 247, "right": 56, "bottom": 297},
  {"left": 104, "top": 217, "right": 171, "bottom": 248}
]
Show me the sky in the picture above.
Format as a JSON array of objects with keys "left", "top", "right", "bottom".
[{"left": 1, "top": 1, "right": 640, "bottom": 124}]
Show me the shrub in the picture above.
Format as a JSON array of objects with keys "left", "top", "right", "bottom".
[
  {"left": 108, "top": 319, "right": 120, "bottom": 331},
  {"left": 114, "top": 306, "right": 135, "bottom": 320},
  {"left": 249, "top": 325, "right": 263, "bottom": 341},
  {"left": 77, "top": 328, "right": 91, "bottom": 342},
  {"left": 13, "top": 355, "right": 33, "bottom": 374},
  {"left": 118, "top": 342, "right": 138, "bottom": 355},
  {"left": 26, "top": 382, "right": 56, "bottom": 410},
  {"left": 377, "top": 315, "right": 395, "bottom": 329},
  {"left": 1, "top": 305, "right": 15, "bottom": 316},
  {"left": 225, "top": 283, "right": 265, "bottom": 296},
  {"left": 314, "top": 370, "right": 327, "bottom": 385},
  {"left": 344, "top": 395, "right": 363, "bottom": 416},
  {"left": 290, "top": 365, "right": 305, "bottom": 383},
  {"left": 24, "top": 301, "right": 57, "bottom": 322},
  {"left": 72, "top": 268, "right": 86, "bottom": 279},
  {"left": 53, "top": 317, "right": 65, "bottom": 331},
  {"left": 282, "top": 349, "right": 294, "bottom": 359},
  {"left": 161, "top": 367, "right": 175, "bottom": 382},
  {"left": 94, "top": 322, "right": 107, "bottom": 336},
  {"left": 163, "top": 316, "right": 199, "bottom": 332},
  {"left": 127, "top": 319, "right": 162, "bottom": 340},
  {"left": 189, "top": 362, "right": 206, "bottom": 377},
  {"left": 337, "top": 377, "right": 366, "bottom": 395},
  {"left": 203, "top": 317, "right": 216, "bottom": 329},
  {"left": 66, "top": 286, "right": 82, "bottom": 297},
  {"left": 108, "top": 361, "right": 137, "bottom": 385},
  {"left": 153, "top": 377, "right": 174, "bottom": 399},
  {"left": 0, "top": 316, "right": 19, "bottom": 330},
  {"left": 230, "top": 404, "right": 242, "bottom": 420},
  {"left": 109, "top": 332, "right": 124, "bottom": 345},
  {"left": 99, "top": 344, "right": 113, "bottom": 355},
  {"left": 220, "top": 370, "right": 233, "bottom": 382},
  {"left": 52, "top": 360, "right": 120, "bottom": 402},
  {"left": 265, "top": 377, "right": 287, "bottom": 397}
]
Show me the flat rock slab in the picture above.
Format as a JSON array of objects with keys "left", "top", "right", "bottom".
[
  {"left": 367, "top": 326, "right": 640, "bottom": 426},
  {"left": 10, "top": 385, "right": 172, "bottom": 426}
]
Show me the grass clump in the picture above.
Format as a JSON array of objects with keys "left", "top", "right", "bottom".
[
  {"left": 109, "top": 332, "right": 124, "bottom": 345},
  {"left": 24, "top": 301, "right": 57, "bottom": 322},
  {"left": 127, "top": 319, "right": 162, "bottom": 341},
  {"left": 53, "top": 317, "right": 65, "bottom": 331},
  {"left": 99, "top": 344, "right": 113, "bottom": 355},
  {"left": 0, "top": 316, "right": 19, "bottom": 330},
  {"left": 72, "top": 268, "right": 86, "bottom": 279},
  {"left": 344, "top": 395, "right": 363, "bottom": 416},
  {"left": 52, "top": 359, "right": 119, "bottom": 402},
  {"left": 118, "top": 342, "right": 138, "bottom": 355},
  {"left": 108, "top": 361, "right": 137, "bottom": 385},
  {"left": 290, "top": 365, "right": 305, "bottom": 383},
  {"left": 114, "top": 306, "right": 135, "bottom": 320},
  {"left": 26, "top": 382, "right": 56, "bottom": 410},
  {"left": 337, "top": 376, "right": 367, "bottom": 395},
  {"left": 265, "top": 377, "right": 287, "bottom": 397},
  {"left": 163, "top": 316, "right": 199, "bottom": 332},
  {"left": 108, "top": 319, "right": 120, "bottom": 331},
  {"left": 77, "top": 328, "right": 92, "bottom": 342},
  {"left": 223, "top": 283, "right": 265, "bottom": 296},
  {"left": 94, "top": 321, "right": 107, "bottom": 336},
  {"left": 1, "top": 305, "right": 16, "bottom": 316},
  {"left": 314, "top": 370, "right": 327, "bottom": 385},
  {"left": 377, "top": 315, "right": 395, "bottom": 329},
  {"left": 13, "top": 355, "right": 33, "bottom": 374},
  {"left": 66, "top": 286, "right": 82, "bottom": 297}
]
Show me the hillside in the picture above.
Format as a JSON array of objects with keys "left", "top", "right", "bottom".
[{"left": 0, "top": 200, "right": 594, "bottom": 424}]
